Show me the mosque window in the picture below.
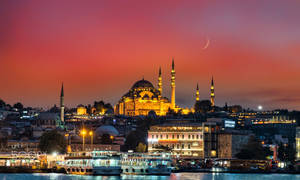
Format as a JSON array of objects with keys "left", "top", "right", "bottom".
[
  {"left": 172, "top": 135, "right": 174, "bottom": 139},
  {"left": 160, "top": 135, "right": 163, "bottom": 139},
  {"left": 196, "top": 135, "right": 199, "bottom": 139},
  {"left": 182, "top": 135, "right": 184, "bottom": 139},
  {"left": 166, "top": 135, "right": 169, "bottom": 139},
  {"left": 177, "top": 135, "right": 179, "bottom": 139},
  {"left": 182, "top": 144, "right": 184, "bottom": 149},
  {"left": 192, "top": 135, "right": 194, "bottom": 139},
  {"left": 188, "top": 135, "right": 191, "bottom": 139}
]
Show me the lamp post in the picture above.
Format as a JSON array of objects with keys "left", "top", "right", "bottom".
[
  {"left": 81, "top": 129, "right": 87, "bottom": 151},
  {"left": 89, "top": 131, "right": 93, "bottom": 150}
]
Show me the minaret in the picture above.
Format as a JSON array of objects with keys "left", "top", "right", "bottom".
[
  {"left": 210, "top": 77, "right": 215, "bottom": 107},
  {"left": 60, "top": 83, "right": 64, "bottom": 122},
  {"left": 158, "top": 67, "right": 162, "bottom": 95},
  {"left": 171, "top": 58, "right": 176, "bottom": 109},
  {"left": 196, "top": 83, "right": 200, "bottom": 101}
]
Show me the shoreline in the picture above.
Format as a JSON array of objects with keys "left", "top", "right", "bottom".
[{"left": 0, "top": 168, "right": 299, "bottom": 175}]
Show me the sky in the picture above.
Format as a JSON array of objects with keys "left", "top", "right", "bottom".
[{"left": 0, "top": 0, "right": 300, "bottom": 110}]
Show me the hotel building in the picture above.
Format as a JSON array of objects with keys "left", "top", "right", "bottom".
[{"left": 147, "top": 122, "right": 220, "bottom": 158}]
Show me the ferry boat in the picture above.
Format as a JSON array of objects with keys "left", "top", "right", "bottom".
[
  {"left": 64, "top": 151, "right": 93, "bottom": 175},
  {"left": 64, "top": 151, "right": 122, "bottom": 176},
  {"left": 92, "top": 151, "right": 122, "bottom": 175},
  {"left": 121, "top": 152, "right": 172, "bottom": 175}
]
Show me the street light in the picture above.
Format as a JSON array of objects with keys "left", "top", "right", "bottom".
[
  {"left": 89, "top": 131, "right": 93, "bottom": 150},
  {"left": 80, "top": 129, "right": 87, "bottom": 151}
]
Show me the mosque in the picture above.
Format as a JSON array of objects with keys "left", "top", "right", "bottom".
[{"left": 114, "top": 59, "right": 215, "bottom": 116}]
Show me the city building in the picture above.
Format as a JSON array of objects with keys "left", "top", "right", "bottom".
[
  {"left": 148, "top": 123, "right": 204, "bottom": 157},
  {"left": 296, "top": 127, "right": 300, "bottom": 161},
  {"left": 77, "top": 105, "right": 87, "bottom": 115},
  {"left": 218, "top": 132, "right": 250, "bottom": 159}
]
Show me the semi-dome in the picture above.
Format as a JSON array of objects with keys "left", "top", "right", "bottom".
[
  {"left": 131, "top": 79, "right": 154, "bottom": 89},
  {"left": 95, "top": 125, "right": 119, "bottom": 136}
]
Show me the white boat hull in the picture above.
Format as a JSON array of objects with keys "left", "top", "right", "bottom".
[{"left": 122, "top": 165, "right": 171, "bottom": 175}]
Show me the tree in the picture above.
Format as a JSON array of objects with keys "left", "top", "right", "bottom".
[
  {"left": 101, "top": 133, "right": 113, "bottom": 144},
  {"left": 13, "top": 102, "right": 24, "bottom": 110},
  {"left": 0, "top": 99, "right": 6, "bottom": 109},
  {"left": 194, "top": 100, "right": 211, "bottom": 113},
  {"left": 124, "top": 130, "right": 146, "bottom": 151},
  {"left": 229, "top": 105, "right": 243, "bottom": 113},
  {"left": 235, "top": 136, "right": 272, "bottom": 160},
  {"left": 39, "top": 130, "right": 67, "bottom": 154},
  {"left": 136, "top": 142, "right": 147, "bottom": 153}
]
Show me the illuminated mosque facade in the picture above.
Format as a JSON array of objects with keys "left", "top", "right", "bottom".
[{"left": 114, "top": 59, "right": 215, "bottom": 116}]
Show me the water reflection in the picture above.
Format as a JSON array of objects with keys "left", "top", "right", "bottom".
[{"left": 0, "top": 173, "right": 299, "bottom": 180}]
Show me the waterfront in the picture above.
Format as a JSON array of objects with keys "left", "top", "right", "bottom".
[{"left": 0, "top": 173, "right": 299, "bottom": 180}]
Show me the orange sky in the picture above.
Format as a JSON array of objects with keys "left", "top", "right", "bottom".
[{"left": 0, "top": 0, "right": 300, "bottom": 110}]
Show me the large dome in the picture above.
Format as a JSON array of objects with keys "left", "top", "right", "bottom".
[
  {"left": 131, "top": 79, "right": 154, "bottom": 89},
  {"left": 95, "top": 125, "right": 119, "bottom": 136}
]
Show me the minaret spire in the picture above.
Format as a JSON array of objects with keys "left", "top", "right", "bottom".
[
  {"left": 60, "top": 83, "right": 65, "bottom": 122},
  {"left": 171, "top": 58, "right": 176, "bottom": 109},
  {"left": 210, "top": 77, "right": 215, "bottom": 107},
  {"left": 158, "top": 67, "right": 162, "bottom": 95},
  {"left": 196, "top": 83, "right": 200, "bottom": 101}
]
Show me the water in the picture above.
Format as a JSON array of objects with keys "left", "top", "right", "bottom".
[{"left": 0, "top": 173, "right": 299, "bottom": 180}]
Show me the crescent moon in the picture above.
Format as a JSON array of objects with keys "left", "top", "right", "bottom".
[{"left": 202, "top": 38, "right": 210, "bottom": 50}]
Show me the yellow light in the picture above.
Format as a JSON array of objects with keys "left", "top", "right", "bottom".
[
  {"left": 81, "top": 129, "right": 87, "bottom": 136},
  {"left": 110, "top": 135, "right": 114, "bottom": 140},
  {"left": 89, "top": 131, "right": 93, "bottom": 136}
]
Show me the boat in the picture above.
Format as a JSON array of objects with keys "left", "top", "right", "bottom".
[
  {"left": 64, "top": 151, "right": 122, "bottom": 176},
  {"left": 92, "top": 151, "right": 122, "bottom": 175},
  {"left": 64, "top": 151, "right": 93, "bottom": 175},
  {"left": 121, "top": 152, "right": 172, "bottom": 175}
]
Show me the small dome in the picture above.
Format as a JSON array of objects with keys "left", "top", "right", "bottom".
[
  {"left": 131, "top": 79, "right": 154, "bottom": 89},
  {"left": 95, "top": 125, "right": 119, "bottom": 136}
]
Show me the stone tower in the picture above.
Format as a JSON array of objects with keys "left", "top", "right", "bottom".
[
  {"left": 210, "top": 77, "right": 215, "bottom": 107},
  {"left": 158, "top": 67, "right": 162, "bottom": 95},
  {"left": 171, "top": 59, "right": 176, "bottom": 109},
  {"left": 196, "top": 83, "right": 200, "bottom": 102},
  {"left": 60, "top": 83, "right": 64, "bottom": 122}
]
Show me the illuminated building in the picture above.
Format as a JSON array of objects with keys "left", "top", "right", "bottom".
[
  {"left": 148, "top": 124, "right": 204, "bottom": 157},
  {"left": 77, "top": 105, "right": 87, "bottom": 115},
  {"left": 210, "top": 77, "right": 215, "bottom": 107},
  {"left": 296, "top": 127, "right": 300, "bottom": 161},
  {"left": 60, "top": 83, "right": 64, "bottom": 122},
  {"left": 148, "top": 122, "right": 222, "bottom": 158},
  {"left": 114, "top": 59, "right": 191, "bottom": 116}
]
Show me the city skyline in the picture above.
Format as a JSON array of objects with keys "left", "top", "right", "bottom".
[{"left": 1, "top": 0, "right": 300, "bottom": 110}]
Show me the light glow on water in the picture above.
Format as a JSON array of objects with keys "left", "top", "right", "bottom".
[{"left": 0, "top": 173, "right": 299, "bottom": 180}]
